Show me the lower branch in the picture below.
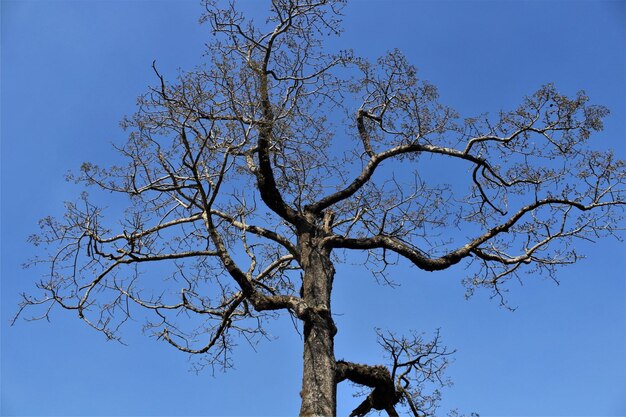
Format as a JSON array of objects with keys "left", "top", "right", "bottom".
[
  {"left": 337, "top": 329, "right": 454, "bottom": 417},
  {"left": 336, "top": 360, "right": 401, "bottom": 417}
]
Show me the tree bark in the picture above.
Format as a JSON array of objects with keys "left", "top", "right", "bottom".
[{"left": 299, "top": 231, "right": 337, "bottom": 417}]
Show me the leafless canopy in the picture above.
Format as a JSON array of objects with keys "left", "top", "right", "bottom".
[{"left": 18, "top": 1, "right": 625, "bottom": 415}]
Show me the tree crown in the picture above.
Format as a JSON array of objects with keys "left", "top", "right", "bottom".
[{"left": 18, "top": 1, "right": 625, "bottom": 415}]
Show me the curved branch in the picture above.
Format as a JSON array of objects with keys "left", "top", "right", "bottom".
[
  {"left": 211, "top": 209, "right": 299, "bottom": 259},
  {"left": 253, "top": 10, "right": 303, "bottom": 226},
  {"left": 326, "top": 198, "right": 625, "bottom": 271},
  {"left": 161, "top": 293, "right": 245, "bottom": 354},
  {"left": 307, "top": 141, "right": 493, "bottom": 214},
  {"left": 336, "top": 360, "right": 400, "bottom": 417}
]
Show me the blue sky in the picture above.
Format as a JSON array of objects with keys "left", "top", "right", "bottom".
[{"left": 1, "top": 1, "right": 624, "bottom": 416}]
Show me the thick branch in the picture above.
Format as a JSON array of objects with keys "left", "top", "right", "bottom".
[
  {"left": 336, "top": 360, "right": 400, "bottom": 417},
  {"left": 253, "top": 16, "right": 303, "bottom": 226},
  {"left": 326, "top": 198, "right": 624, "bottom": 271}
]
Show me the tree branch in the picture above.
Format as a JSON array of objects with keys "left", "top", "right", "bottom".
[
  {"left": 326, "top": 198, "right": 625, "bottom": 271},
  {"left": 336, "top": 360, "right": 400, "bottom": 417}
]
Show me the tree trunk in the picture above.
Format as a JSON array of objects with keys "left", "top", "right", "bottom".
[{"left": 299, "top": 233, "right": 337, "bottom": 417}]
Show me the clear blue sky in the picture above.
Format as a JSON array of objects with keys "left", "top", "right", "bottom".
[{"left": 1, "top": 1, "right": 624, "bottom": 416}]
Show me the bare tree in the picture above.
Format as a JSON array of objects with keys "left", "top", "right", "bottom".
[{"left": 17, "top": 1, "right": 625, "bottom": 416}]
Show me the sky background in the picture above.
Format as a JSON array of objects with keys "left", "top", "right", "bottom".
[{"left": 1, "top": 1, "right": 625, "bottom": 416}]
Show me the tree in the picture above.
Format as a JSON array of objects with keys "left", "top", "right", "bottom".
[{"left": 16, "top": 1, "right": 625, "bottom": 415}]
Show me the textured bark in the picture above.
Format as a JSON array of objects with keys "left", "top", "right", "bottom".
[
  {"left": 299, "top": 229, "right": 337, "bottom": 416},
  {"left": 336, "top": 361, "right": 401, "bottom": 416}
]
